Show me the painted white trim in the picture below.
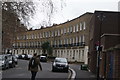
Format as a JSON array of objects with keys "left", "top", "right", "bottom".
[{"left": 101, "top": 33, "right": 120, "bottom": 38}]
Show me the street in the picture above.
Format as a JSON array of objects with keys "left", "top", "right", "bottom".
[
  {"left": 1, "top": 59, "right": 96, "bottom": 80},
  {"left": 2, "top": 60, "right": 69, "bottom": 80},
  {"left": 70, "top": 64, "right": 96, "bottom": 80}
]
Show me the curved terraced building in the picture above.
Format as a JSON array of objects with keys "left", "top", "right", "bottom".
[{"left": 12, "top": 12, "right": 93, "bottom": 63}]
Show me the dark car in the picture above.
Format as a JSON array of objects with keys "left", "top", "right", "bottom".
[
  {"left": 81, "top": 64, "right": 88, "bottom": 70},
  {"left": 52, "top": 58, "right": 69, "bottom": 72},
  {"left": 12, "top": 55, "right": 18, "bottom": 64},
  {"left": 18, "top": 54, "right": 25, "bottom": 59},
  {"left": 18, "top": 54, "right": 23, "bottom": 59},
  {"left": 40, "top": 56, "right": 47, "bottom": 62},
  {"left": 24, "top": 54, "right": 29, "bottom": 60},
  {"left": 0, "top": 55, "right": 9, "bottom": 70},
  {"left": 7, "top": 54, "right": 16, "bottom": 68}
]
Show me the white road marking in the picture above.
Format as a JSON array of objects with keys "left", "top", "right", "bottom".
[{"left": 69, "top": 68, "right": 76, "bottom": 80}]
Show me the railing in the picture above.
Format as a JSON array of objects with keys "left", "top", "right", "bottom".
[{"left": 13, "top": 42, "right": 86, "bottom": 49}]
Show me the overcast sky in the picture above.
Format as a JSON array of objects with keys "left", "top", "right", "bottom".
[{"left": 28, "top": 0, "right": 120, "bottom": 29}]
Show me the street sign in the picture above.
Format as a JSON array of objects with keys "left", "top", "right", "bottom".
[{"left": 96, "top": 46, "right": 102, "bottom": 51}]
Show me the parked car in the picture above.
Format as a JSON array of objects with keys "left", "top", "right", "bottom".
[
  {"left": 81, "top": 64, "right": 88, "bottom": 70},
  {"left": 18, "top": 54, "right": 25, "bottom": 59},
  {"left": 24, "top": 54, "right": 29, "bottom": 60},
  {"left": 27, "top": 54, "right": 33, "bottom": 59},
  {"left": 7, "top": 55, "right": 16, "bottom": 68},
  {"left": 15, "top": 54, "right": 19, "bottom": 59},
  {"left": 18, "top": 54, "right": 23, "bottom": 59},
  {"left": 21, "top": 54, "right": 25, "bottom": 59},
  {"left": 52, "top": 58, "right": 69, "bottom": 72},
  {"left": 0, "top": 55, "right": 9, "bottom": 70},
  {"left": 12, "top": 55, "right": 18, "bottom": 64},
  {"left": 40, "top": 56, "right": 47, "bottom": 62},
  {"left": 24, "top": 54, "right": 33, "bottom": 60}
]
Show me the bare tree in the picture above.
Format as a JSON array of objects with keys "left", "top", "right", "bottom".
[
  {"left": 2, "top": 0, "right": 66, "bottom": 29},
  {"left": 2, "top": 1, "right": 35, "bottom": 28}
]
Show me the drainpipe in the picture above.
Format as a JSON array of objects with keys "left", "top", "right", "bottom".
[{"left": 0, "top": 3, "right": 2, "bottom": 54}]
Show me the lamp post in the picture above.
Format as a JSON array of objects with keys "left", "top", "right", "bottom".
[{"left": 97, "top": 12, "right": 105, "bottom": 80}]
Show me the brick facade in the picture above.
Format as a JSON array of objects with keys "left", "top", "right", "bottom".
[
  {"left": 113, "top": 49, "right": 120, "bottom": 78},
  {"left": 89, "top": 11, "right": 120, "bottom": 79}
]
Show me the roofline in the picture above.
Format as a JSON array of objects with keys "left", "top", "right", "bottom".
[
  {"left": 59, "top": 12, "right": 93, "bottom": 25},
  {"left": 94, "top": 10, "right": 120, "bottom": 13},
  {"left": 26, "top": 12, "right": 93, "bottom": 32}
]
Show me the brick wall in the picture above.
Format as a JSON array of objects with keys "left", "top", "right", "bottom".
[
  {"left": 99, "top": 52, "right": 106, "bottom": 78},
  {"left": 100, "top": 48, "right": 120, "bottom": 79},
  {"left": 113, "top": 49, "right": 120, "bottom": 78}
]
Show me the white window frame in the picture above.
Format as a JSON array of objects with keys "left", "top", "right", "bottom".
[
  {"left": 67, "top": 27, "right": 69, "bottom": 33},
  {"left": 34, "top": 34, "right": 36, "bottom": 39},
  {"left": 83, "top": 35, "right": 85, "bottom": 42},
  {"left": 73, "top": 37, "right": 75, "bottom": 44},
  {"left": 80, "top": 23, "right": 82, "bottom": 31},
  {"left": 76, "top": 24, "right": 79, "bottom": 32},
  {"left": 69, "top": 38, "right": 72, "bottom": 44},
  {"left": 76, "top": 36, "right": 78, "bottom": 43},
  {"left": 67, "top": 38, "right": 68, "bottom": 44},
  {"left": 26, "top": 35, "right": 28, "bottom": 39},
  {"left": 64, "top": 28, "right": 66, "bottom": 34},
  {"left": 60, "top": 40, "right": 62, "bottom": 45},
  {"left": 17, "top": 36, "right": 19, "bottom": 40},
  {"left": 73, "top": 26, "right": 75, "bottom": 32},
  {"left": 61, "top": 29, "right": 63, "bottom": 34},
  {"left": 70, "top": 26, "right": 72, "bottom": 33},
  {"left": 32, "top": 34, "right": 34, "bottom": 39},
  {"left": 58, "top": 30, "right": 60, "bottom": 36},
  {"left": 43, "top": 33, "right": 44, "bottom": 38},
  {"left": 48, "top": 31, "right": 51, "bottom": 37},
  {"left": 83, "top": 22, "right": 86, "bottom": 30},
  {"left": 79, "top": 36, "right": 82, "bottom": 42},
  {"left": 51, "top": 31, "right": 54, "bottom": 37},
  {"left": 37, "top": 33, "right": 39, "bottom": 39},
  {"left": 64, "top": 39, "right": 66, "bottom": 44}
]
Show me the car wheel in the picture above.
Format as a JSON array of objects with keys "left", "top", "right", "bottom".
[
  {"left": 7, "top": 65, "right": 9, "bottom": 69},
  {"left": 3, "top": 65, "right": 6, "bottom": 70}
]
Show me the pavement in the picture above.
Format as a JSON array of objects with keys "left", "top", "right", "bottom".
[{"left": 69, "top": 63, "right": 96, "bottom": 80}]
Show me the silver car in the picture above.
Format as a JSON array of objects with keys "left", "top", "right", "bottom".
[
  {"left": 52, "top": 58, "right": 69, "bottom": 72},
  {"left": 0, "top": 55, "right": 9, "bottom": 70}
]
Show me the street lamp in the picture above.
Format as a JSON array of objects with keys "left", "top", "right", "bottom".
[{"left": 97, "top": 12, "right": 105, "bottom": 80}]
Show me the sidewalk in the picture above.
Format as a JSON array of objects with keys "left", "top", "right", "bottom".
[{"left": 69, "top": 64, "right": 96, "bottom": 80}]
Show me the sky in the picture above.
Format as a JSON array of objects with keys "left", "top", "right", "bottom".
[{"left": 28, "top": 0, "right": 120, "bottom": 29}]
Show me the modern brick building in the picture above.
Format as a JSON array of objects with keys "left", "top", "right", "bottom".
[
  {"left": 89, "top": 11, "right": 120, "bottom": 79},
  {"left": 13, "top": 12, "right": 93, "bottom": 63}
]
